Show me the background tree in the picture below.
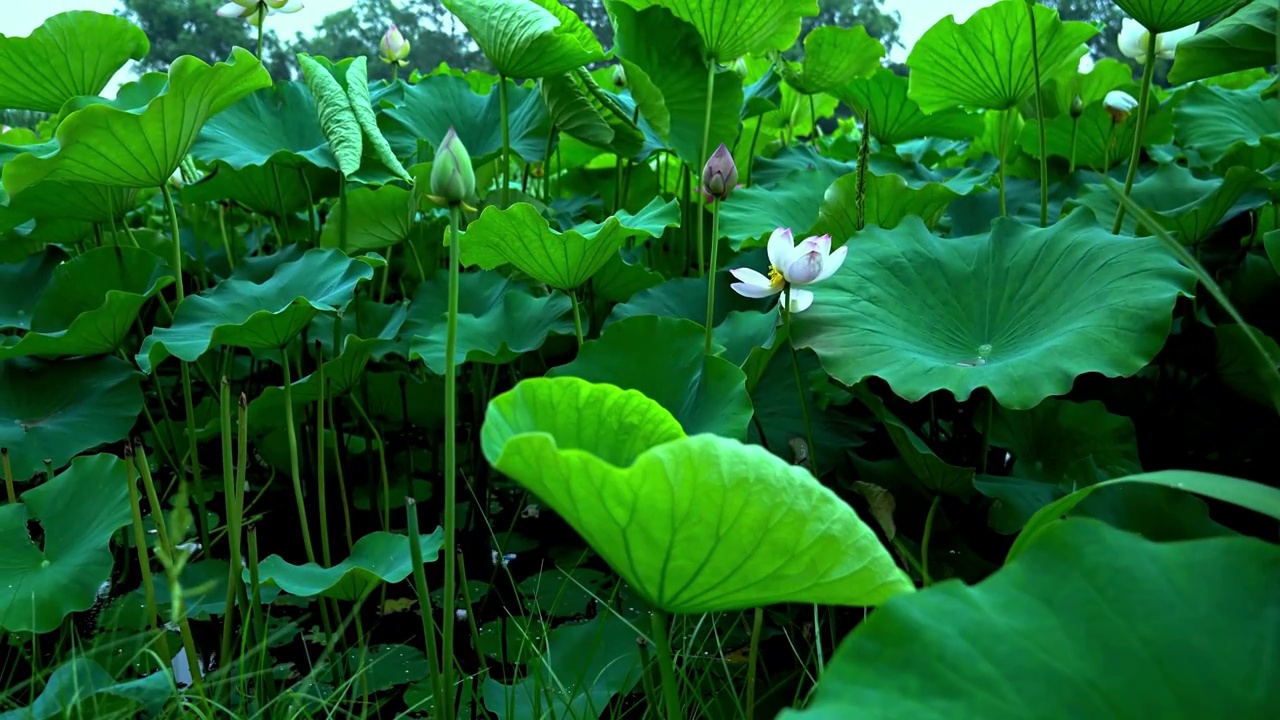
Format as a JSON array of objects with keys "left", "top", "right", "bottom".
[
  {"left": 1044, "top": 0, "right": 1125, "bottom": 65},
  {"left": 117, "top": 0, "right": 256, "bottom": 71},
  {"left": 799, "top": 0, "right": 903, "bottom": 55}
]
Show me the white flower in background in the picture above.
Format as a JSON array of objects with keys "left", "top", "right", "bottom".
[
  {"left": 1077, "top": 54, "right": 1095, "bottom": 74},
  {"left": 729, "top": 227, "right": 847, "bottom": 313},
  {"left": 1118, "top": 18, "right": 1198, "bottom": 64},
  {"left": 1104, "top": 90, "right": 1139, "bottom": 122},
  {"left": 216, "top": 0, "right": 304, "bottom": 25}
]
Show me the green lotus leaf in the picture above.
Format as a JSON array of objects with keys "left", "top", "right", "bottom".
[
  {"left": 787, "top": 25, "right": 884, "bottom": 96},
  {"left": 719, "top": 168, "right": 838, "bottom": 250},
  {"left": 608, "top": 2, "right": 745, "bottom": 167},
  {"left": 855, "top": 386, "right": 974, "bottom": 497},
  {"left": 460, "top": 197, "right": 680, "bottom": 290},
  {"left": 1114, "top": 0, "right": 1240, "bottom": 33},
  {"left": 592, "top": 249, "right": 665, "bottom": 303},
  {"left": 253, "top": 529, "right": 443, "bottom": 601},
  {"left": 1069, "top": 164, "right": 1269, "bottom": 244},
  {"left": 780, "top": 518, "right": 1280, "bottom": 720},
  {"left": 1216, "top": 323, "right": 1280, "bottom": 410},
  {"left": 791, "top": 213, "right": 1197, "bottom": 409},
  {"left": 0, "top": 247, "right": 174, "bottom": 360},
  {"left": 405, "top": 270, "right": 575, "bottom": 374},
  {"left": 907, "top": 2, "right": 1096, "bottom": 112},
  {"left": 136, "top": 248, "right": 378, "bottom": 373},
  {"left": 3, "top": 182, "right": 139, "bottom": 224},
  {"left": 440, "top": 0, "right": 604, "bottom": 78},
  {"left": 0, "top": 658, "right": 172, "bottom": 720},
  {"left": 298, "top": 53, "right": 362, "bottom": 177},
  {"left": 613, "top": 0, "right": 819, "bottom": 61},
  {"left": 548, "top": 315, "right": 754, "bottom": 439},
  {"left": 0, "top": 11, "right": 149, "bottom": 113},
  {"left": 606, "top": 276, "right": 772, "bottom": 365},
  {"left": 1169, "top": 1, "right": 1276, "bottom": 84},
  {"left": 618, "top": 59, "right": 671, "bottom": 139},
  {"left": 0, "top": 247, "right": 64, "bottom": 329},
  {"left": 381, "top": 74, "right": 552, "bottom": 165},
  {"left": 1173, "top": 81, "right": 1280, "bottom": 170},
  {"left": 839, "top": 68, "right": 982, "bottom": 145},
  {"left": 1043, "top": 57, "right": 1135, "bottom": 119},
  {"left": 0, "top": 454, "right": 133, "bottom": 632},
  {"left": 541, "top": 68, "right": 645, "bottom": 158},
  {"left": 319, "top": 184, "right": 414, "bottom": 251},
  {"left": 181, "top": 161, "right": 338, "bottom": 218},
  {"left": 344, "top": 56, "right": 412, "bottom": 183},
  {"left": 1018, "top": 99, "right": 1145, "bottom": 172},
  {"left": 481, "top": 376, "right": 914, "bottom": 613},
  {"left": 812, "top": 170, "right": 960, "bottom": 240},
  {"left": 1, "top": 48, "right": 271, "bottom": 196},
  {"left": 193, "top": 81, "right": 340, "bottom": 172},
  {"left": 0, "top": 357, "right": 142, "bottom": 480}
]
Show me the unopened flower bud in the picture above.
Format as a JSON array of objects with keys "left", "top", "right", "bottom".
[
  {"left": 700, "top": 142, "right": 738, "bottom": 202},
  {"left": 1069, "top": 95, "right": 1083, "bottom": 118},
  {"left": 731, "top": 57, "right": 748, "bottom": 79},
  {"left": 1103, "top": 90, "right": 1138, "bottom": 123},
  {"left": 612, "top": 64, "right": 626, "bottom": 89},
  {"left": 379, "top": 25, "right": 410, "bottom": 66},
  {"left": 430, "top": 127, "right": 475, "bottom": 205}
]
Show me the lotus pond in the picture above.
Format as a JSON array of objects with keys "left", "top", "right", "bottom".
[{"left": 2, "top": 0, "right": 1280, "bottom": 718}]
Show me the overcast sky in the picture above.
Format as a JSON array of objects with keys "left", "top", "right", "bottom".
[{"left": 1, "top": 0, "right": 996, "bottom": 93}]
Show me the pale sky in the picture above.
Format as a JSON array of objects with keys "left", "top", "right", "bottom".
[{"left": 0, "top": 0, "right": 993, "bottom": 93}]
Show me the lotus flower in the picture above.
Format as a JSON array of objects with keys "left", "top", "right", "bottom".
[
  {"left": 1104, "top": 90, "right": 1138, "bottom": 123},
  {"left": 216, "top": 0, "right": 304, "bottom": 25},
  {"left": 729, "top": 228, "right": 847, "bottom": 313},
  {"left": 1118, "top": 18, "right": 1197, "bottom": 64},
  {"left": 430, "top": 126, "right": 476, "bottom": 205},
  {"left": 700, "top": 143, "right": 740, "bottom": 202},
  {"left": 379, "top": 25, "right": 410, "bottom": 66}
]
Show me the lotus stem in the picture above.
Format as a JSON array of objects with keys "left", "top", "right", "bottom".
[
  {"left": 921, "top": 495, "right": 942, "bottom": 586},
  {"left": 442, "top": 203, "right": 463, "bottom": 720},
  {"left": 314, "top": 342, "right": 332, "bottom": 568},
  {"left": 745, "top": 119, "right": 763, "bottom": 187},
  {"left": 123, "top": 444, "right": 171, "bottom": 664},
  {"left": 1112, "top": 29, "right": 1158, "bottom": 234},
  {"left": 782, "top": 293, "right": 819, "bottom": 475},
  {"left": 255, "top": 7, "right": 265, "bottom": 58},
  {"left": 1028, "top": 3, "right": 1049, "bottom": 227},
  {"left": 499, "top": 76, "right": 511, "bottom": 207},
  {"left": 997, "top": 109, "right": 1012, "bottom": 217},
  {"left": 1, "top": 448, "right": 14, "bottom": 503},
  {"left": 698, "top": 59, "right": 717, "bottom": 277},
  {"left": 570, "top": 289, "right": 585, "bottom": 347},
  {"left": 856, "top": 110, "right": 871, "bottom": 231},
  {"left": 406, "top": 498, "right": 446, "bottom": 715},
  {"left": 1068, "top": 116, "right": 1079, "bottom": 174},
  {"left": 651, "top": 610, "right": 682, "bottom": 720},
  {"left": 703, "top": 203, "right": 722, "bottom": 354},
  {"left": 745, "top": 606, "right": 765, "bottom": 720},
  {"left": 280, "top": 345, "right": 317, "bottom": 564},
  {"left": 217, "top": 378, "right": 243, "bottom": 694}
]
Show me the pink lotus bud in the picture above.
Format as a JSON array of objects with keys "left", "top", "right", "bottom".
[
  {"left": 379, "top": 24, "right": 410, "bottom": 66},
  {"left": 701, "top": 143, "right": 738, "bottom": 202}
]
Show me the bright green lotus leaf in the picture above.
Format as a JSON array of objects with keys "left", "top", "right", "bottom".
[
  {"left": 0, "top": 247, "right": 174, "bottom": 360},
  {"left": 0, "top": 247, "right": 64, "bottom": 329},
  {"left": 137, "top": 248, "right": 378, "bottom": 373},
  {"left": 541, "top": 68, "right": 645, "bottom": 158},
  {"left": 614, "top": 0, "right": 819, "bottom": 61},
  {"left": 297, "top": 53, "right": 361, "bottom": 177},
  {"left": 791, "top": 213, "right": 1198, "bottom": 409},
  {"left": 344, "top": 56, "right": 412, "bottom": 182},
  {"left": 3, "top": 182, "right": 139, "bottom": 224},
  {"left": 1115, "top": 0, "right": 1239, "bottom": 32},
  {"left": 1019, "top": 100, "right": 1144, "bottom": 171},
  {"left": 440, "top": 0, "right": 604, "bottom": 78},
  {"left": 193, "top": 81, "right": 340, "bottom": 172},
  {"left": 618, "top": 59, "right": 671, "bottom": 139},
  {"left": 1173, "top": 82, "right": 1280, "bottom": 169},
  {"left": 812, "top": 171, "right": 959, "bottom": 240},
  {"left": 0, "top": 12, "right": 149, "bottom": 113},
  {"left": 780, "top": 518, "right": 1280, "bottom": 720},
  {"left": 0, "top": 659, "right": 172, "bottom": 720},
  {"left": 254, "top": 529, "right": 444, "bottom": 601},
  {"left": 1044, "top": 57, "right": 1135, "bottom": 119},
  {"left": 0, "top": 358, "right": 142, "bottom": 480},
  {"left": 1169, "top": 1, "right": 1276, "bottom": 84},
  {"left": 0, "top": 454, "right": 133, "bottom": 632},
  {"left": 548, "top": 316, "right": 754, "bottom": 439},
  {"left": 382, "top": 75, "right": 552, "bottom": 165},
  {"left": 787, "top": 26, "right": 884, "bottom": 96},
  {"left": 907, "top": 2, "right": 1097, "bottom": 112},
  {"left": 460, "top": 197, "right": 680, "bottom": 290},
  {"left": 719, "top": 168, "right": 837, "bottom": 250},
  {"left": 482, "top": 376, "right": 914, "bottom": 612},
  {"left": 405, "top": 271, "right": 575, "bottom": 374},
  {"left": 1009, "top": 470, "right": 1280, "bottom": 562},
  {"left": 182, "top": 161, "right": 337, "bottom": 218},
  {"left": 839, "top": 69, "right": 982, "bottom": 145},
  {"left": 319, "top": 184, "right": 414, "bottom": 251},
  {"left": 1070, "top": 164, "right": 1269, "bottom": 244},
  {"left": 1, "top": 49, "right": 270, "bottom": 196},
  {"left": 609, "top": 2, "right": 745, "bottom": 167}
]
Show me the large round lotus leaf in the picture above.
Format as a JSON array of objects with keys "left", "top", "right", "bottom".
[
  {"left": 0, "top": 246, "right": 174, "bottom": 360},
  {"left": 1172, "top": 82, "right": 1280, "bottom": 170},
  {"left": 839, "top": 69, "right": 982, "bottom": 145},
  {"left": 548, "top": 316, "right": 754, "bottom": 439},
  {"left": 192, "top": 81, "right": 339, "bottom": 171},
  {"left": 137, "top": 248, "right": 378, "bottom": 373},
  {"left": 1, "top": 49, "right": 271, "bottom": 195},
  {"left": 319, "top": 184, "right": 414, "bottom": 251},
  {"left": 440, "top": 0, "right": 604, "bottom": 78},
  {"left": 181, "top": 161, "right": 338, "bottom": 218},
  {"left": 786, "top": 25, "right": 883, "bottom": 96},
  {"left": 481, "top": 377, "right": 914, "bottom": 613},
  {"left": 791, "top": 213, "right": 1197, "bottom": 409},
  {"left": 906, "top": 2, "right": 1096, "bottom": 112},
  {"left": 811, "top": 170, "right": 960, "bottom": 239},
  {"left": 0, "top": 454, "right": 133, "bottom": 633},
  {"left": 0, "top": 11, "right": 149, "bottom": 113},
  {"left": 1168, "top": 3, "right": 1277, "bottom": 84},
  {"left": 613, "top": 0, "right": 818, "bottom": 61},
  {"left": 0, "top": 357, "right": 142, "bottom": 480},
  {"left": 1114, "top": 0, "right": 1239, "bottom": 33},
  {"left": 253, "top": 529, "right": 443, "bottom": 601},
  {"left": 779, "top": 519, "right": 1280, "bottom": 720},
  {"left": 459, "top": 197, "right": 680, "bottom": 291}
]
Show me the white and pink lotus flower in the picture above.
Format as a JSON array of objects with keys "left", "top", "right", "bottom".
[{"left": 729, "top": 228, "right": 848, "bottom": 313}]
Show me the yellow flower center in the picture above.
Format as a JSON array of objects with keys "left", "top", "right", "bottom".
[{"left": 767, "top": 266, "right": 785, "bottom": 289}]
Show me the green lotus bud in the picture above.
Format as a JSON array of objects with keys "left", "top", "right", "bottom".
[
  {"left": 1070, "top": 95, "right": 1084, "bottom": 118},
  {"left": 430, "top": 127, "right": 475, "bottom": 205},
  {"left": 612, "top": 64, "right": 626, "bottom": 89},
  {"left": 379, "top": 25, "right": 410, "bottom": 66},
  {"left": 731, "top": 57, "right": 748, "bottom": 79}
]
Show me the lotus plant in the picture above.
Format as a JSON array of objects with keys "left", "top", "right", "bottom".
[
  {"left": 1118, "top": 18, "right": 1197, "bottom": 64},
  {"left": 379, "top": 25, "right": 410, "bottom": 70},
  {"left": 701, "top": 143, "right": 739, "bottom": 352},
  {"left": 730, "top": 228, "right": 847, "bottom": 313}
]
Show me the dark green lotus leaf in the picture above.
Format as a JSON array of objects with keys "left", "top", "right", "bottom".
[
  {"left": 548, "top": 315, "right": 754, "bottom": 439},
  {"left": 192, "top": 81, "right": 340, "bottom": 172},
  {"left": 319, "top": 183, "right": 414, "bottom": 251},
  {"left": 855, "top": 386, "right": 974, "bottom": 497},
  {"left": 4, "top": 182, "right": 139, "bottom": 224},
  {"left": 460, "top": 197, "right": 680, "bottom": 290},
  {"left": 1216, "top": 323, "right": 1280, "bottom": 410},
  {"left": 181, "top": 161, "right": 338, "bottom": 218},
  {"left": 613, "top": 0, "right": 818, "bottom": 61},
  {"left": 137, "top": 248, "right": 378, "bottom": 373},
  {"left": 404, "top": 270, "right": 575, "bottom": 374},
  {"left": 609, "top": 2, "right": 745, "bottom": 167},
  {"left": 247, "top": 334, "right": 394, "bottom": 435},
  {"left": 147, "top": 559, "right": 281, "bottom": 620},
  {"left": 719, "top": 168, "right": 838, "bottom": 250},
  {"left": 607, "top": 275, "right": 774, "bottom": 365},
  {"left": 0, "top": 658, "right": 172, "bottom": 719},
  {"left": 441, "top": 0, "right": 604, "bottom": 78},
  {"left": 541, "top": 68, "right": 645, "bottom": 158},
  {"left": 839, "top": 68, "right": 982, "bottom": 145},
  {"left": 253, "top": 529, "right": 443, "bottom": 601},
  {"left": 0, "top": 454, "right": 133, "bottom": 632},
  {"left": 907, "top": 2, "right": 1096, "bottom": 112},
  {"left": 0, "top": 11, "right": 149, "bottom": 113},
  {"left": 1115, "top": 0, "right": 1239, "bottom": 33},
  {"left": 780, "top": 519, "right": 1280, "bottom": 720},
  {"left": 591, "top": 249, "right": 665, "bottom": 304},
  {"left": 1070, "top": 164, "right": 1270, "bottom": 244},
  {"left": 0, "top": 247, "right": 64, "bottom": 329},
  {"left": 2, "top": 49, "right": 271, "bottom": 196},
  {"left": 792, "top": 213, "right": 1198, "bottom": 409},
  {"left": 1173, "top": 81, "right": 1280, "bottom": 170},
  {"left": 1019, "top": 99, "right": 1146, "bottom": 172},
  {"left": 1169, "top": 1, "right": 1276, "bottom": 84},
  {"left": 786, "top": 25, "right": 883, "bottom": 96},
  {"left": 381, "top": 74, "right": 552, "bottom": 165},
  {"left": 812, "top": 170, "right": 960, "bottom": 240},
  {"left": 0, "top": 357, "right": 142, "bottom": 480}
]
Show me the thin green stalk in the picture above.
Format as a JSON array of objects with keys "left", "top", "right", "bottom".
[
  {"left": 161, "top": 184, "right": 185, "bottom": 302},
  {"left": 637, "top": 637, "right": 660, "bottom": 720},
  {"left": 216, "top": 204, "right": 235, "bottom": 270},
  {"left": 569, "top": 290, "right": 585, "bottom": 347},
  {"left": 921, "top": 495, "right": 941, "bottom": 587},
  {"left": 217, "top": 379, "right": 244, "bottom": 693},
  {"left": 315, "top": 344, "right": 332, "bottom": 568},
  {"left": 348, "top": 396, "right": 391, "bottom": 533},
  {"left": 406, "top": 498, "right": 446, "bottom": 716},
  {"left": 703, "top": 204, "right": 721, "bottom": 354},
  {"left": 856, "top": 111, "right": 871, "bottom": 231},
  {"left": 1112, "top": 28, "right": 1159, "bottom": 234},
  {"left": 123, "top": 446, "right": 171, "bottom": 664},
  {"left": 1028, "top": 2, "right": 1049, "bottom": 227},
  {"left": 1, "top": 448, "right": 14, "bottom": 503},
  {"left": 744, "top": 606, "right": 765, "bottom": 720},
  {"left": 696, "top": 60, "right": 717, "bottom": 279},
  {"left": 651, "top": 610, "right": 682, "bottom": 720},
  {"left": 542, "top": 126, "right": 557, "bottom": 203},
  {"left": 781, "top": 293, "right": 819, "bottom": 474},
  {"left": 254, "top": 7, "right": 265, "bottom": 57},
  {"left": 744, "top": 119, "right": 763, "bottom": 187},
  {"left": 442, "top": 204, "right": 464, "bottom": 720},
  {"left": 280, "top": 346, "right": 317, "bottom": 563},
  {"left": 339, "top": 179, "right": 350, "bottom": 252},
  {"left": 1102, "top": 122, "right": 1116, "bottom": 177},
  {"left": 997, "top": 109, "right": 1012, "bottom": 217},
  {"left": 499, "top": 76, "right": 511, "bottom": 207},
  {"left": 1068, "top": 117, "right": 1080, "bottom": 174}
]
